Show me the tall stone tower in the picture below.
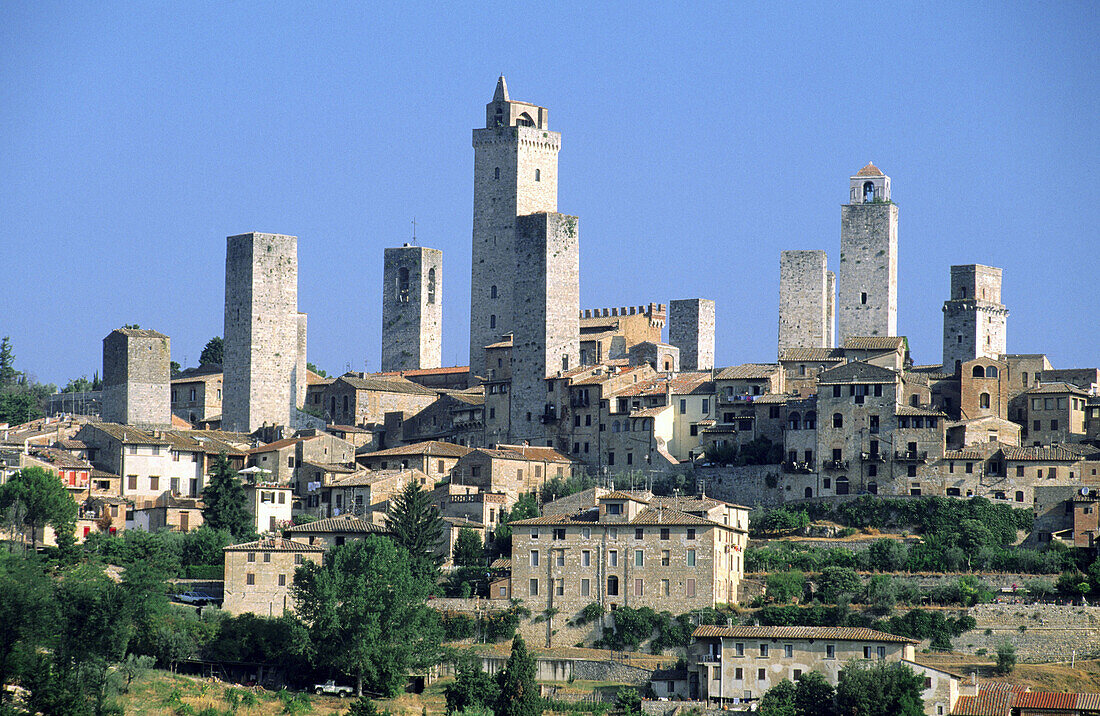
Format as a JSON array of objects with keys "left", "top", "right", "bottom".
[
  {"left": 382, "top": 244, "right": 443, "bottom": 372},
  {"left": 469, "top": 76, "right": 560, "bottom": 374},
  {"left": 942, "top": 264, "right": 1008, "bottom": 373},
  {"left": 101, "top": 327, "right": 172, "bottom": 428},
  {"left": 509, "top": 212, "right": 579, "bottom": 444},
  {"left": 669, "top": 299, "right": 715, "bottom": 370},
  {"left": 778, "top": 251, "right": 835, "bottom": 352},
  {"left": 838, "top": 163, "right": 898, "bottom": 343},
  {"left": 296, "top": 312, "right": 308, "bottom": 409},
  {"left": 223, "top": 232, "right": 300, "bottom": 433}
]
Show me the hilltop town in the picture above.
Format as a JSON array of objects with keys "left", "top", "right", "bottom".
[{"left": 2, "top": 78, "right": 1099, "bottom": 716}]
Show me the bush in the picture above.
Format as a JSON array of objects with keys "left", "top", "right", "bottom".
[
  {"left": 995, "top": 642, "right": 1016, "bottom": 674},
  {"left": 765, "top": 571, "right": 806, "bottom": 603}
]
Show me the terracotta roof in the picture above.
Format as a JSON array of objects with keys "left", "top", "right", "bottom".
[
  {"left": 855, "top": 162, "right": 884, "bottom": 177},
  {"left": 85, "top": 423, "right": 170, "bottom": 445},
  {"left": 1002, "top": 444, "right": 1097, "bottom": 462},
  {"left": 599, "top": 491, "right": 652, "bottom": 502},
  {"left": 306, "top": 369, "right": 331, "bottom": 385},
  {"left": 29, "top": 447, "right": 92, "bottom": 469},
  {"left": 172, "top": 372, "right": 221, "bottom": 384},
  {"left": 443, "top": 515, "right": 485, "bottom": 529},
  {"left": 248, "top": 436, "right": 311, "bottom": 454},
  {"left": 715, "top": 364, "right": 779, "bottom": 380},
  {"left": 653, "top": 494, "right": 750, "bottom": 512},
  {"left": 490, "top": 558, "right": 511, "bottom": 570},
  {"left": 1025, "top": 381, "right": 1090, "bottom": 396},
  {"left": 512, "top": 505, "right": 726, "bottom": 529},
  {"left": 485, "top": 338, "right": 513, "bottom": 349},
  {"left": 896, "top": 406, "right": 948, "bottom": 417},
  {"left": 381, "top": 366, "right": 470, "bottom": 377},
  {"left": 818, "top": 361, "right": 897, "bottom": 384},
  {"left": 224, "top": 537, "right": 324, "bottom": 553},
  {"left": 778, "top": 348, "right": 846, "bottom": 362},
  {"left": 752, "top": 394, "right": 791, "bottom": 404},
  {"left": 286, "top": 515, "right": 388, "bottom": 534},
  {"left": 327, "top": 424, "right": 371, "bottom": 433},
  {"left": 1013, "top": 692, "right": 1080, "bottom": 710},
  {"left": 951, "top": 692, "right": 1012, "bottom": 716},
  {"left": 491, "top": 444, "right": 582, "bottom": 463},
  {"left": 333, "top": 468, "right": 427, "bottom": 487},
  {"left": 631, "top": 406, "right": 670, "bottom": 419},
  {"left": 692, "top": 625, "right": 915, "bottom": 643},
  {"left": 357, "top": 440, "right": 472, "bottom": 458},
  {"left": 337, "top": 374, "right": 438, "bottom": 395},
  {"left": 843, "top": 336, "right": 906, "bottom": 351}
]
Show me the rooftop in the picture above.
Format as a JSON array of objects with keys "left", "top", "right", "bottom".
[
  {"left": 286, "top": 515, "right": 389, "bottom": 534},
  {"left": 224, "top": 537, "right": 324, "bottom": 553},
  {"left": 692, "top": 625, "right": 915, "bottom": 643}
]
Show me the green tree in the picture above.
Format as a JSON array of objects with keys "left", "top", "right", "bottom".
[
  {"left": 452, "top": 527, "right": 485, "bottom": 568},
  {"left": 0, "top": 466, "right": 77, "bottom": 551},
  {"left": 386, "top": 480, "right": 445, "bottom": 579},
  {"left": 616, "top": 687, "right": 642, "bottom": 716},
  {"left": 0, "top": 391, "right": 43, "bottom": 426},
  {"left": 758, "top": 679, "right": 797, "bottom": 716},
  {"left": 862, "top": 574, "right": 898, "bottom": 613},
  {"left": 292, "top": 537, "right": 441, "bottom": 697},
  {"left": 445, "top": 653, "right": 499, "bottom": 714},
  {"left": 170, "top": 361, "right": 182, "bottom": 378},
  {"left": 794, "top": 670, "right": 836, "bottom": 716},
  {"left": 817, "top": 566, "right": 862, "bottom": 604},
  {"left": 181, "top": 526, "right": 233, "bottom": 566},
  {"left": 493, "top": 634, "right": 541, "bottom": 716},
  {"left": 1056, "top": 569, "right": 1091, "bottom": 600},
  {"left": 766, "top": 571, "right": 806, "bottom": 603},
  {"left": 200, "top": 336, "right": 224, "bottom": 366},
  {"left": 866, "top": 539, "right": 908, "bottom": 572},
  {"left": 957, "top": 519, "right": 995, "bottom": 569},
  {"left": 306, "top": 362, "right": 328, "bottom": 378},
  {"left": 0, "top": 554, "right": 56, "bottom": 703},
  {"left": 995, "top": 642, "right": 1016, "bottom": 675},
  {"left": 0, "top": 337, "right": 17, "bottom": 387},
  {"left": 202, "top": 454, "right": 252, "bottom": 540},
  {"left": 835, "top": 660, "right": 923, "bottom": 716}
]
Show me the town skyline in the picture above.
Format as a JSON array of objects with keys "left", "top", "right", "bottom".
[{"left": 2, "top": 2, "right": 1097, "bottom": 385}]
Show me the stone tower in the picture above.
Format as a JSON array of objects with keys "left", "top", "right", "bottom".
[
  {"left": 838, "top": 163, "right": 898, "bottom": 343},
  {"left": 101, "top": 327, "right": 172, "bottom": 428},
  {"left": 509, "top": 212, "right": 579, "bottom": 444},
  {"left": 942, "top": 264, "right": 1008, "bottom": 373},
  {"left": 222, "top": 232, "right": 300, "bottom": 433},
  {"left": 778, "top": 250, "right": 836, "bottom": 352},
  {"left": 296, "top": 312, "right": 308, "bottom": 409},
  {"left": 382, "top": 244, "right": 443, "bottom": 372},
  {"left": 669, "top": 299, "right": 715, "bottom": 371},
  {"left": 469, "top": 76, "right": 560, "bottom": 374}
]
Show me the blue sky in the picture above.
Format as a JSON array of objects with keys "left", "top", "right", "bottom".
[{"left": 2, "top": 2, "right": 1097, "bottom": 386}]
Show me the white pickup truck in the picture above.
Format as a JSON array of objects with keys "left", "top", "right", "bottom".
[{"left": 313, "top": 680, "right": 354, "bottom": 697}]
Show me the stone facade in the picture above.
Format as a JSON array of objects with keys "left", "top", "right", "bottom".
[
  {"left": 470, "top": 77, "right": 560, "bottom": 373},
  {"left": 101, "top": 328, "right": 172, "bottom": 428},
  {"left": 381, "top": 244, "right": 443, "bottom": 371},
  {"left": 222, "top": 538, "right": 324, "bottom": 616},
  {"left": 223, "top": 232, "right": 300, "bottom": 433},
  {"left": 838, "top": 164, "right": 898, "bottom": 343},
  {"left": 171, "top": 369, "right": 222, "bottom": 425},
  {"left": 509, "top": 212, "right": 580, "bottom": 445},
  {"left": 669, "top": 299, "right": 716, "bottom": 371},
  {"left": 942, "top": 264, "right": 1007, "bottom": 373},
  {"left": 296, "top": 312, "right": 308, "bottom": 409},
  {"left": 778, "top": 251, "right": 833, "bottom": 352}
]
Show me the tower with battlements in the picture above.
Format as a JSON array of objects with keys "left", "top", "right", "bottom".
[
  {"left": 101, "top": 327, "right": 172, "bottom": 428},
  {"left": 669, "top": 299, "right": 715, "bottom": 370},
  {"left": 469, "top": 76, "right": 560, "bottom": 374},
  {"left": 942, "top": 264, "right": 1008, "bottom": 373},
  {"left": 838, "top": 163, "right": 898, "bottom": 343},
  {"left": 223, "top": 232, "right": 300, "bottom": 433},
  {"left": 382, "top": 244, "right": 443, "bottom": 372},
  {"left": 779, "top": 250, "right": 835, "bottom": 352}
]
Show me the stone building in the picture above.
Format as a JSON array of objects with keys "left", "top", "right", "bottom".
[
  {"left": 284, "top": 514, "right": 389, "bottom": 549},
  {"left": 222, "top": 538, "right": 324, "bottom": 616},
  {"left": 355, "top": 440, "right": 471, "bottom": 477},
  {"left": 509, "top": 212, "right": 580, "bottom": 445},
  {"left": 669, "top": 298, "right": 716, "bottom": 370},
  {"left": 470, "top": 76, "right": 560, "bottom": 373},
  {"left": 1021, "top": 382, "right": 1091, "bottom": 445},
  {"left": 101, "top": 328, "right": 172, "bottom": 428},
  {"left": 451, "top": 445, "right": 582, "bottom": 503},
  {"left": 778, "top": 251, "right": 835, "bottom": 352},
  {"left": 170, "top": 367, "right": 222, "bottom": 425},
  {"left": 222, "top": 232, "right": 303, "bottom": 433},
  {"left": 319, "top": 373, "right": 438, "bottom": 428},
  {"left": 381, "top": 244, "right": 443, "bottom": 372},
  {"left": 579, "top": 304, "right": 666, "bottom": 366},
  {"left": 838, "top": 163, "right": 898, "bottom": 343},
  {"left": 942, "top": 264, "right": 1008, "bottom": 373},
  {"left": 778, "top": 347, "right": 846, "bottom": 396}
]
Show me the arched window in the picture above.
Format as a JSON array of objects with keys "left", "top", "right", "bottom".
[
  {"left": 980, "top": 392, "right": 991, "bottom": 409},
  {"left": 490, "top": 285, "right": 498, "bottom": 299},
  {"left": 427, "top": 268, "right": 436, "bottom": 304},
  {"left": 612, "top": 421, "right": 620, "bottom": 433},
  {"left": 535, "top": 168, "right": 541, "bottom": 182},
  {"left": 622, "top": 420, "right": 631, "bottom": 432},
  {"left": 833, "top": 413, "right": 843, "bottom": 428},
  {"left": 972, "top": 365, "right": 985, "bottom": 378},
  {"left": 805, "top": 487, "right": 813, "bottom": 499},
  {"left": 397, "top": 267, "right": 410, "bottom": 302},
  {"left": 787, "top": 412, "right": 801, "bottom": 431},
  {"left": 517, "top": 112, "right": 535, "bottom": 127},
  {"left": 863, "top": 181, "right": 875, "bottom": 202},
  {"left": 987, "top": 366, "right": 999, "bottom": 378},
  {"left": 494, "top": 167, "right": 500, "bottom": 180},
  {"left": 607, "top": 575, "right": 619, "bottom": 596},
  {"left": 804, "top": 411, "right": 817, "bottom": 429}
]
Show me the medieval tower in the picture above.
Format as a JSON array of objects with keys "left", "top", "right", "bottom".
[
  {"left": 381, "top": 244, "right": 443, "bottom": 372},
  {"left": 469, "top": 76, "right": 560, "bottom": 374},
  {"left": 778, "top": 251, "right": 836, "bottom": 352},
  {"left": 942, "top": 264, "right": 1008, "bottom": 373},
  {"left": 838, "top": 163, "right": 898, "bottom": 343},
  {"left": 669, "top": 298, "right": 716, "bottom": 370},
  {"left": 222, "top": 232, "right": 301, "bottom": 433},
  {"left": 101, "top": 327, "right": 172, "bottom": 428}
]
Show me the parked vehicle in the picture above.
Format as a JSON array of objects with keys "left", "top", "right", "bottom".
[
  {"left": 313, "top": 680, "right": 354, "bottom": 697},
  {"left": 173, "top": 591, "right": 216, "bottom": 605}
]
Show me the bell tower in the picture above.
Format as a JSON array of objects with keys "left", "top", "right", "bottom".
[{"left": 838, "top": 163, "right": 898, "bottom": 343}]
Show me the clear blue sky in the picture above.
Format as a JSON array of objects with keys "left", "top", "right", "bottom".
[{"left": 2, "top": 2, "right": 1097, "bottom": 386}]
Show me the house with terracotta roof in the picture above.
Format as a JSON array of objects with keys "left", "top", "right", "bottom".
[
  {"left": 284, "top": 514, "right": 389, "bottom": 549},
  {"left": 222, "top": 538, "right": 325, "bottom": 616},
  {"left": 170, "top": 366, "right": 223, "bottom": 426},
  {"left": 1020, "top": 382, "right": 1092, "bottom": 445},
  {"left": 318, "top": 372, "right": 438, "bottom": 427},
  {"left": 451, "top": 444, "right": 583, "bottom": 503},
  {"left": 951, "top": 682, "right": 1100, "bottom": 716},
  {"left": 356, "top": 439, "right": 472, "bottom": 477}
]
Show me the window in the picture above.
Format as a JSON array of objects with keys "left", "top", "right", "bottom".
[
  {"left": 397, "top": 266, "right": 410, "bottom": 301},
  {"left": 427, "top": 268, "right": 436, "bottom": 303},
  {"left": 295, "top": 554, "right": 303, "bottom": 565},
  {"left": 735, "top": 642, "right": 745, "bottom": 656},
  {"left": 687, "top": 528, "right": 696, "bottom": 540},
  {"left": 760, "top": 644, "right": 769, "bottom": 657},
  {"left": 702, "top": 399, "right": 709, "bottom": 413},
  {"left": 980, "top": 392, "right": 990, "bottom": 409},
  {"left": 535, "top": 168, "right": 541, "bottom": 181},
  {"left": 660, "top": 528, "right": 670, "bottom": 540},
  {"left": 555, "top": 579, "right": 564, "bottom": 596},
  {"left": 861, "top": 292, "right": 868, "bottom": 305},
  {"left": 635, "top": 528, "right": 644, "bottom": 540},
  {"left": 686, "top": 578, "right": 695, "bottom": 597},
  {"left": 680, "top": 399, "right": 687, "bottom": 414},
  {"left": 687, "top": 549, "right": 696, "bottom": 567},
  {"left": 490, "top": 314, "right": 496, "bottom": 329},
  {"left": 1051, "top": 420, "right": 1059, "bottom": 431},
  {"left": 784, "top": 644, "right": 793, "bottom": 657},
  {"left": 529, "top": 579, "right": 539, "bottom": 596},
  {"left": 608, "top": 452, "right": 615, "bottom": 466},
  {"left": 246, "top": 573, "right": 255, "bottom": 585},
  {"left": 530, "top": 550, "right": 539, "bottom": 566},
  {"left": 661, "top": 549, "right": 670, "bottom": 566},
  {"left": 826, "top": 644, "right": 835, "bottom": 659},
  {"left": 127, "top": 475, "right": 137, "bottom": 491},
  {"left": 582, "top": 527, "right": 591, "bottom": 539},
  {"left": 609, "top": 550, "right": 618, "bottom": 566},
  {"left": 833, "top": 413, "right": 843, "bottom": 428},
  {"left": 794, "top": 669, "right": 802, "bottom": 680},
  {"left": 877, "top": 646, "right": 886, "bottom": 659},
  {"left": 278, "top": 574, "right": 286, "bottom": 586},
  {"left": 634, "top": 550, "right": 644, "bottom": 567},
  {"left": 735, "top": 667, "right": 744, "bottom": 680},
  {"left": 607, "top": 575, "right": 619, "bottom": 595},
  {"left": 494, "top": 167, "right": 500, "bottom": 179},
  {"left": 149, "top": 476, "right": 159, "bottom": 491},
  {"left": 555, "top": 551, "right": 565, "bottom": 567},
  {"left": 606, "top": 503, "right": 622, "bottom": 515},
  {"left": 758, "top": 668, "right": 766, "bottom": 681},
  {"left": 247, "top": 552, "right": 256, "bottom": 562},
  {"left": 553, "top": 528, "right": 566, "bottom": 540},
  {"left": 863, "top": 646, "right": 872, "bottom": 659},
  {"left": 661, "top": 579, "right": 670, "bottom": 595},
  {"left": 634, "top": 579, "right": 643, "bottom": 596}
]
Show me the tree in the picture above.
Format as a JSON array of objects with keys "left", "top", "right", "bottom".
[
  {"left": 0, "top": 391, "right": 43, "bottom": 426},
  {"left": 0, "top": 554, "right": 56, "bottom": 703},
  {"left": 866, "top": 539, "right": 908, "bottom": 572},
  {"left": 170, "top": 361, "right": 182, "bottom": 378},
  {"left": 957, "top": 519, "right": 995, "bottom": 569},
  {"left": 766, "top": 571, "right": 806, "bottom": 603},
  {"left": 835, "top": 660, "right": 923, "bottom": 716},
  {"left": 0, "top": 466, "right": 77, "bottom": 551},
  {"left": 995, "top": 642, "right": 1016, "bottom": 674},
  {"left": 758, "top": 679, "right": 797, "bottom": 716},
  {"left": 306, "top": 362, "right": 328, "bottom": 378},
  {"left": 1057, "top": 569, "right": 1091, "bottom": 600},
  {"left": 453, "top": 527, "right": 485, "bottom": 568},
  {"left": 0, "top": 337, "right": 16, "bottom": 388},
  {"left": 862, "top": 574, "right": 898, "bottom": 613},
  {"left": 292, "top": 537, "right": 441, "bottom": 697},
  {"left": 386, "top": 480, "right": 445, "bottom": 578},
  {"left": 200, "top": 336, "right": 223, "bottom": 366},
  {"left": 616, "top": 687, "right": 642, "bottom": 716},
  {"left": 817, "top": 566, "right": 862, "bottom": 604},
  {"left": 493, "top": 634, "right": 541, "bottom": 716},
  {"left": 201, "top": 454, "right": 252, "bottom": 540},
  {"left": 445, "top": 653, "right": 499, "bottom": 714},
  {"left": 116, "top": 653, "right": 154, "bottom": 693},
  {"left": 793, "top": 670, "right": 836, "bottom": 716}
]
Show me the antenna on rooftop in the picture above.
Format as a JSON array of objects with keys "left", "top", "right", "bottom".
[{"left": 411, "top": 217, "right": 418, "bottom": 245}]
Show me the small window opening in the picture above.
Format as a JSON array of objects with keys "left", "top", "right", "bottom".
[
  {"left": 860, "top": 292, "right": 868, "bottom": 305},
  {"left": 863, "top": 181, "right": 875, "bottom": 202}
]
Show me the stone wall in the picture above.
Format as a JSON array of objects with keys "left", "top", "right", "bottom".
[
  {"left": 942, "top": 265, "right": 1007, "bottom": 371},
  {"left": 958, "top": 603, "right": 1100, "bottom": 662},
  {"left": 838, "top": 201, "right": 898, "bottom": 343},
  {"left": 382, "top": 245, "right": 443, "bottom": 372},
  {"left": 778, "top": 251, "right": 830, "bottom": 353},
  {"left": 669, "top": 299, "right": 715, "bottom": 371},
  {"left": 102, "top": 328, "right": 172, "bottom": 428}
]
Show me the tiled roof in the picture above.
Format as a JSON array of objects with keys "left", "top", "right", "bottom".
[
  {"left": 448, "top": 391, "right": 485, "bottom": 406},
  {"left": 715, "top": 364, "right": 779, "bottom": 380},
  {"left": 817, "top": 361, "right": 897, "bottom": 384},
  {"left": 485, "top": 338, "right": 513, "bottom": 349},
  {"left": 334, "top": 468, "right": 427, "bottom": 487},
  {"left": 1001, "top": 445, "right": 1097, "bottom": 462},
  {"left": 752, "top": 394, "right": 790, "bottom": 404},
  {"left": 778, "top": 348, "right": 846, "bottom": 362},
  {"left": 443, "top": 515, "right": 485, "bottom": 529},
  {"left": 1012, "top": 692, "right": 1079, "bottom": 709},
  {"left": 490, "top": 558, "right": 511, "bottom": 570},
  {"left": 338, "top": 374, "right": 438, "bottom": 396},
  {"left": 29, "top": 447, "right": 92, "bottom": 469},
  {"left": 600, "top": 491, "right": 652, "bottom": 502},
  {"left": 306, "top": 369, "right": 332, "bottom": 385},
  {"left": 631, "top": 406, "right": 669, "bottom": 419},
  {"left": 301, "top": 461, "right": 357, "bottom": 473},
  {"left": 1025, "top": 381, "right": 1090, "bottom": 396},
  {"left": 491, "top": 444, "right": 582, "bottom": 463},
  {"left": 248, "top": 436, "right": 310, "bottom": 454},
  {"left": 896, "top": 406, "right": 948, "bottom": 417},
  {"left": 950, "top": 692, "right": 1012, "bottom": 716},
  {"left": 286, "top": 515, "right": 388, "bottom": 534},
  {"left": 86, "top": 423, "right": 170, "bottom": 445},
  {"left": 653, "top": 494, "right": 751, "bottom": 511},
  {"left": 692, "top": 625, "right": 915, "bottom": 643},
  {"left": 843, "top": 336, "right": 906, "bottom": 351},
  {"left": 357, "top": 440, "right": 472, "bottom": 458},
  {"left": 381, "top": 366, "right": 470, "bottom": 377},
  {"left": 224, "top": 538, "right": 325, "bottom": 553},
  {"left": 855, "top": 162, "right": 884, "bottom": 177},
  {"left": 511, "top": 505, "right": 724, "bottom": 529}
]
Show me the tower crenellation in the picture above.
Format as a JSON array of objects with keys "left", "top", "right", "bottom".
[{"left": 942, "top": 264, "right": 1008, "bottom": 373}]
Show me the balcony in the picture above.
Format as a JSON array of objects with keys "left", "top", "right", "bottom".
[
  {"left": 823, "top": 459, "right": 849, "bottom": 470},
  {"left": 894, "top": 450, "right": 929, "bottom": 462},
  {"left": 860, "top": 452, "right": 887, "bottom": 463},
  {"left": 782, "top": 461, "right": 813, "bottom": 474},
  {"left": 540, "top": 405, "right": 558, "bottom": 424}
]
